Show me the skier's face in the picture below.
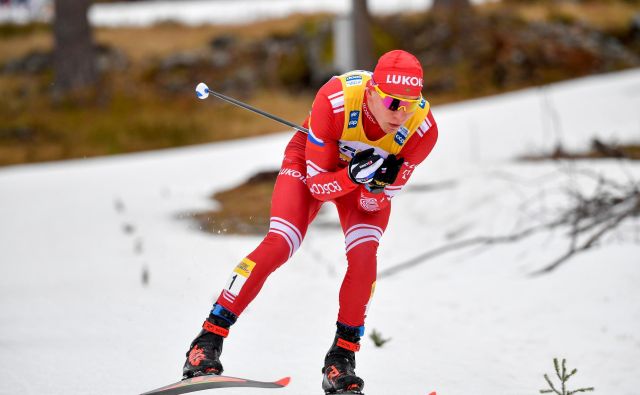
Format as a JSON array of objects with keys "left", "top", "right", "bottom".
[{"left": 366, "top": 86, "right": 418, "bottom": 134}]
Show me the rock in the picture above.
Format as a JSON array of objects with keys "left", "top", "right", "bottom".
[
  {"left": 3, "top": 50, "right": 51, "bottom": 74},
  {"left": 209, "top": 34, "right": 236, "bottom": 50},
  {"left": 210, "top": 49, "right": 231, "bottom": 68},
  {"left": 159, "top": 51, "right": 201, "bottom": 71},
  {"left": 95, "top": 43, "right": 129, "bottom": 73}
]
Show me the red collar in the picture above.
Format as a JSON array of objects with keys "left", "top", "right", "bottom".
[
  {"left": 362, "top": 99, "right": 377, "bottom": 125},
  {"left": 362, "top": 96, "right": 386, "bottom": 141}
]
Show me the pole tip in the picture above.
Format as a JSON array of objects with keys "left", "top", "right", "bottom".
[{"left": 195, "top": 82, "right": 210, "bottom": 99}]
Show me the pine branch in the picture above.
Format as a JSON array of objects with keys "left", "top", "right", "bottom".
[
  {"left": 379, "top": 168, "right": 639, "bottom": 279},
  {"left": 540, "top": 358, "right": 595, "bottom": 395},
  {"left": 369, "top": 329, "right": 391, "bottom": 348},
  {"left": 378, "top": 219, "right": 562, "bottom": 279},
  {"left": 568, "top": 388, "right": 595, "bottom": 395},
  {"left": 561, "top": 359, "right": 567, "bottom": 395},
  {"left": 542, "top": 373, "right": 562, "bottom": 395},
  {"left": 533, "top": 203, "right": 635, "bottom": 275}
]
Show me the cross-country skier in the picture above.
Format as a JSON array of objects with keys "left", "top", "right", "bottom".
[{"left": 182, "top": 49, "right": 438, "bottom": 394}]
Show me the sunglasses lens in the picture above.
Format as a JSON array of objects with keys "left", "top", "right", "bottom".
[
  {"left": 376, "top": 86, "right": 420, "bottom": 112},
  {"left": 381, "top": 96, "right": 418, "bottom": 112},
  {"left": 403, "top": 100, "right": 419, "bottom": 112},
  {"left": 381, "top": 96, "right": 400, "bottom": 111}
]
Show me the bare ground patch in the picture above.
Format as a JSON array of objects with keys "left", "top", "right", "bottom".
[{"left": 188, "top": 170, "right": 278, "bottom": 236}]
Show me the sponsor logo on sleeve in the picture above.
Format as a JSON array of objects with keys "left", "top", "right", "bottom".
[
  {"left": 279, "top": 168, "right": 307, "bottom": 184},
  {"left": 401, "top": 161, "right": 416, "bottom": 180},
  {"left": 310, "top": 181, "right": 343, "bottom": 195}
]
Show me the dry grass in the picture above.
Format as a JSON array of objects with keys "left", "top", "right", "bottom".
[
  {"left": 556, "top": 2, "right": 638, "bottom": 30},
  {"left": 0, "top": 31, "right": 51, "bottom": 63},
  {"left": 0, "top": 13, "right": 329, "bottom": 64},
  {"left": 0, "top": 72, "right": 313, "bottom": 166},
  {"left": 95, "top": 13, "right": 331, "bottom": 62},
  {"left": 0, "top": 13, "right": 323, "bottom": 166},
  {"left": 484, "top": 1, "right": 640, "bottom": 31}
]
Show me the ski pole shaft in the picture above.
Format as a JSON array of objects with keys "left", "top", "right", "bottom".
[{"left": 195, "top": 82, "right": 309, "bottom": 134}]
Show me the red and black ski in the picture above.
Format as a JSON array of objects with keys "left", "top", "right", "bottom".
[{"left": 140, "top": 375, "right": 290, "bottom": 395}]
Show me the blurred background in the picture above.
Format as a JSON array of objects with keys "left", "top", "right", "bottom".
[{"left": 1, "top": 0, "right": 639, "bottom": 167}]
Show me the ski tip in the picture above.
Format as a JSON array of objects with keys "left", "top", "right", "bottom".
[{"left": 275, "top": 376, "right": 291, "bottom": 387}]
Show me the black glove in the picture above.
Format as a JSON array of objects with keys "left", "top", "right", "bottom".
[
  {"left": 367, "top": 154, "right": 405, "bottom": 193},
  {"left": 348, "top": 148, "right": 384, "bottom": 184}
]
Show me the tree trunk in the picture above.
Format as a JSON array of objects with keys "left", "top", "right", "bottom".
[
  {"left": 352, "top": 0, "right": 374, "bottom": 70},
  {"left": 53, "top": 0, "right": 97, "bottom": 95}
]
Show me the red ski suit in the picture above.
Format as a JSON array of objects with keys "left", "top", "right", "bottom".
[{"left": 215, "top": 74, "right": 438, "bottom": 328}]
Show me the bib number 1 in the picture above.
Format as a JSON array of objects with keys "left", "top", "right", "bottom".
[{"left": 224, "top": 258, "right": 256, "bottom": 297}]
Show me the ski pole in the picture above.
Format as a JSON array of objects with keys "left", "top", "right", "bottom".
[{"left": 195, "top": 82, "right": 309, "bottom": 134}]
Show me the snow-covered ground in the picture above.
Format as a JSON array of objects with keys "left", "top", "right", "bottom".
[{"left": 1, "top": 69, "right": 639, "bottom": 395}]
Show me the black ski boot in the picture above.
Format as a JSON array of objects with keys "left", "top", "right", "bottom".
[
  {"left": 182, "top": 305, "right": 237, "bottom": 379},
  {"left": 321, "top": 323, "right": 365, "bottom": 394}
]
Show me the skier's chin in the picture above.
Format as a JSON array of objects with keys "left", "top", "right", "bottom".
[{"left": 384, "top": 123, "right": 401, "bottom": 134}]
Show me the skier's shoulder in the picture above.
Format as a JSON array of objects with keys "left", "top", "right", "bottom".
[
  {"left": 316, "top": 70, "right": 372, "bottom": 100},
  {"left": 417, "top": 106, "right": 438, "bottom": 136},
  {"left": 312, "top": 77, "right": 345, "bottom": 124},
  {"left": 401, "top": 108, "right": 438, "bottom": 164},
  {"left": 316, "top": 76, "right": 344, "bottom": 101},
  {"left": 309, "top": 77, "right": 345, "bottom": 142}
]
